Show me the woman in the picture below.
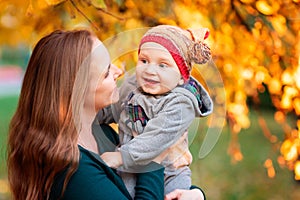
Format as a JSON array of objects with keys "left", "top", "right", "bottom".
[{"left": 7, "top": 29, "right": 205, "bottom": 200}]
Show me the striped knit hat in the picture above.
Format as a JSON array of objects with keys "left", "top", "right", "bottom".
[{"left": 138, "top": 25, "right": 211, "bottom": 82}]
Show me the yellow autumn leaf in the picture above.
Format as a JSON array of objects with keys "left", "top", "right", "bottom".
[
  {"left": 280, "top": 94, "right": 292, "bottom": 109},
  {"left": 268, "top": 78, "right": 282, "bottom": 95},
  {"left": 281, "top": 70, "right": 294, "bottom": 85},
  {"left": 295, "top": 161, "right": 300, "bottom": 180},
  {"left": 1, "top": 10, "right": 18, "bottom": 28},
  {"left": 281, "top": 140, "right": 292, "bottom": 155},
  {"left": 125, "top": 0, "right": 136, "bottom": 8},
  {"left": 255, "top": 0, "right": 275, "bottom": 15},
  {"left": 236, "top": 114, "right": 251, "bottom": 129},
  {"left": 158, "top": 17, "right": 177, "bottom": 25},
  {"left": 233, "top": 150, "right": 243, "bottom": 162},
  {"left": 264, "top": 159, "right": 275, "bottom": 178},
  {"left": 255, "top": 70, "right": 267, "bottom": 84},
  {"left": 284, "top": 86, "right": 299, "bottom": 98},
  {"left": 274, "top": 111, "right": 285, "bottom": 124},
  {"left": 293, "top": 106, "right": 300, "bottom": 119},
  {"left": 91, "top": 0, "right": 107, "bottom": 9},
  {"left": 45, "top": 0, "right": 66, "bottom": 6},
  {"left": 281, "top": 140, "right": 298, "bottom": 161},
  {"left": 294, "top": 64, "right": 300, "bottom": 90},
  {"left": 235, "top": 90, "right": 247, "bottom": 103},
  {"left": 240, "top": 0, "right": 255, "bottom": 3},
  {"left": 26, "top": 2, "right": 34, "bottom": 17},
  {"left": 270, "top": 15, "right": 287, "bottom": 36},
  {"left": 38, "top": 0, "right": 50, "bottom": 10}
]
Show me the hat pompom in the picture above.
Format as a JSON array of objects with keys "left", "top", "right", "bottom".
[{"left": 189, "top": 42, "right": 211, "bottom": 64}]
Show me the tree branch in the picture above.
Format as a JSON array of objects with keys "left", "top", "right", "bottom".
[
  {"left": 95, "top": 7, "right": 125, "bottom": 21},
  {"left": 69, "top": 0, "right": 125, "bottom": 31},
  {"left": 70, "top": 0, "right": 100, "bottom": 31}
]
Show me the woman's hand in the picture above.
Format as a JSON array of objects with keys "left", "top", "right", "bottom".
[
  {"left": 100, "top": 152, "right": 123, "bottom": 168},
  {"left": 164, "top": 189, "right": 205, "bottom": 200}
]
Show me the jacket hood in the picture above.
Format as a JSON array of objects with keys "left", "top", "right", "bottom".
[{"left": 178, "top": 76, "right": 213, "bottom": 117}]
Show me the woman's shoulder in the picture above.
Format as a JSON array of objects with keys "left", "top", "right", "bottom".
[
  {"left": 78, "top": 145, "right": 104, "bottom": 167},
  {"left": 50, "top": 146, "right": 130, "bottom": 200},
  {"left": 50, "top": 147, "right": 107, "bottom": 198}
]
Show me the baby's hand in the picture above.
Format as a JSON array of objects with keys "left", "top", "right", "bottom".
[{"left": 100, "top": 152, "right": 123, "bottom": 168}]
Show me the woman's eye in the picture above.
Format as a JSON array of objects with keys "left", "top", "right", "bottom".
[
  {"left": 104, "top": 70, "right": 110, "bottom": 78},
  {"left": 104, "top": 65, "right": 111, "bottom": 78}
]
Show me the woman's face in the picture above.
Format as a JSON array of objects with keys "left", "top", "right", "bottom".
[{"left": 87, "top": 38, "right": 122, "bottom": 112}]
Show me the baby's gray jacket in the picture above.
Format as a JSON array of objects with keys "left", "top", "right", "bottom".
[{"left": 97, "top": 73, "right": 213, "bottom": 171}]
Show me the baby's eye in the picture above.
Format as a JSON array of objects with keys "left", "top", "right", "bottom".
[
  {"left": 139, "top": 58, "right": 148, "bottom": 64},
  {"left": 159, "top": 63, "right": 168, "bottom": 68}
]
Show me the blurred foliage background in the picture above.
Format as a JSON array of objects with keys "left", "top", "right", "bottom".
[{"left": 0, "top": 0, "right": 300, "bottom": 199}]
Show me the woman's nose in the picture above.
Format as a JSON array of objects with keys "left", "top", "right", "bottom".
[{"left": 111, "top": 64, "right": 123, "bottom": 79}]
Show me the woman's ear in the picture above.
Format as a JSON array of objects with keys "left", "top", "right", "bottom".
[{"left": 178, "top": 78, "right": 184, "bottom": 85}]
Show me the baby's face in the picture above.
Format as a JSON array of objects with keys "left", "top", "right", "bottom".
[{"left": 136, "top": 42, "right": 182, "bottom": 95}]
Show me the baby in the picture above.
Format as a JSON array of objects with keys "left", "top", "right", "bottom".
[{"left": 98, "top": 25, "right": 213, "bottom": 197}]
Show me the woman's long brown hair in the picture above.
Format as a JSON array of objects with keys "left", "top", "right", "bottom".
[{"left": 7, "top": 30, "right": 93, "bottom": 200}]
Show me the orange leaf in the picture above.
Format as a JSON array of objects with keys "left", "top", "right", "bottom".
[
  {"left": 255, "top": 0, "right": 278, "bottom": 15},
  {"left": 45, "top": 0, "right": 66, "bottom": 6},
  {"left": 91, "top": 0, "right": 107, "bottom": 9}
]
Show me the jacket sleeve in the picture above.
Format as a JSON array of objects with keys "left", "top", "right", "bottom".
[{"left": 120, "top": 95, "right": 195, "bottom": 169}]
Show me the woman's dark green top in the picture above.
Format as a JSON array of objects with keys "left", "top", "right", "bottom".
[{"left": 50, "top": 124, "right": 165, "bottom": 200}]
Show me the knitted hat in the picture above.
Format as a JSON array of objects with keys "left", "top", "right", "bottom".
[{"left": 138, "top": 25, "right": 211, "bottom": 82}]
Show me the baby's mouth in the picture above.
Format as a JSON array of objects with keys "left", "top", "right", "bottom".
[{"left": 144, "top": 78, "right": 159, "bottom": 84}]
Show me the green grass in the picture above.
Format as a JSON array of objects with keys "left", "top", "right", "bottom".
[
  {"left": 190, "top": 108, "right": 300, "bottom": 200},
  {"left": 0, "top": 95, "right": 18, "bottom": 200},
  {"left": 1, "top": 96, "right": 300, "bottom": 199},
  {"left": 0, "top": 96, "right": 18, "bottom": 178}
]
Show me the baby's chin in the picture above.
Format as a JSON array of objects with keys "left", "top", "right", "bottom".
[
  {"left": 142, "top": 88, "right": 171, "bottom": 96},
  {"left": 140, "top": 87, "right": 157, "bottom": 95}
]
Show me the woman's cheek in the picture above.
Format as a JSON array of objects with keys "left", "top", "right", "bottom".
[{"left": 111, "top": 87, "right": 120, "bottom": 103}]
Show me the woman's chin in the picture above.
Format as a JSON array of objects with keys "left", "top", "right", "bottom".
[{"left": 111, "top": 90, "right": 120, "bottom": 103}]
